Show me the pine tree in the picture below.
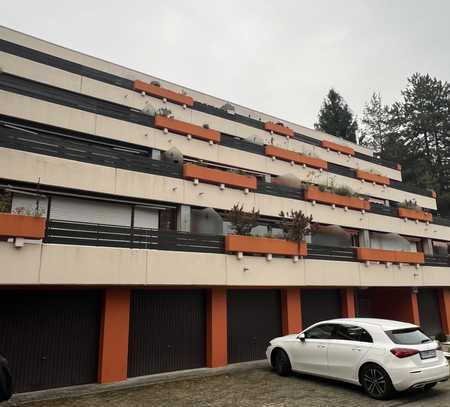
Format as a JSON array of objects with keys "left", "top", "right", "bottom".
[
  {"left": 314, "top": 88, "right": 358, "bottom": 143},
  {"left": 359, "top": 93, "right": 391, "bottom": 155}
]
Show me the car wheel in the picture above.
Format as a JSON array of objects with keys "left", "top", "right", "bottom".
[
  {"left": 423, "top": 382, "right": 437, "bottom": 391},
  {"left": 361, "top": 364, "right": 395, "bottom": 400},
  {"left": 273, "top": 349, "right": 292, "bottom": 376}
]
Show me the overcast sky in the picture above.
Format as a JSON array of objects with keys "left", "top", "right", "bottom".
[{"left": 2, "top": 1, "right": 449, "bottom": 129}]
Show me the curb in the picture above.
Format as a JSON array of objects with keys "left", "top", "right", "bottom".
[{"left": 3, "top": 360, "right": 268, "bottom": 405}]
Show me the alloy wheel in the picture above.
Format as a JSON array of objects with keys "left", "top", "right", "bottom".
[{"left": 363, "top": 367, "right": 387, "bottom": 397}]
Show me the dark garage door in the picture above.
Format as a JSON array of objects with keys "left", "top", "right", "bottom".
[
  {"left": 0, "top": 289, "right": 101, "bottom": 393},
  {"left": 128, "top": 289, "right": 206, "bottom": 377},
  {"left": 418, "top": 288, "right": 442, "bottom": 337},
  {"left": 228, "top": 289, "right": 282, "bottom": 363},
  {"left": 301, "top": 289, "right": 342, "bottom": 329}
]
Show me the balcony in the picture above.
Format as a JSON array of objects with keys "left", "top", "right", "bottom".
[
  {"left": 264, "top": 122, "right": 294, "bottom": 138},
  {"left": 398, "top": 207, "right": 433, "bottom": 223},
  {"left": 183, "top": 163, "right": 257, "bottom": 190},
  {"left": 356, "top": 170, "right": 390, "bottom": 186},
  {"left": 154, "top": 115, "right": 221, "bottom": 143},
  {"left": 304, "top": 186, "right": 370, "bottom": 211},
  {"left": 224, "top": 235, "right": 307, "bottom": 257},
  {"left": 133, "top": 80, "right": 194, "bottom": 107},
  {"left": 43, "top": 219, "right": 448, "bottom": 267},
  {"left": 321, "top": 140, "right": 355, "bottom": 156},
  {"left": 356, "top": 248, "right": 425, "bottom": 264},
  {"left": 265, "top": 145, "right": 328, "bottom": 170},
  {"left": 0, "top": 213, "right": 46, "bottom": 239}
]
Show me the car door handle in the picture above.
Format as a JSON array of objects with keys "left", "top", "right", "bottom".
[{"left": 352, "top": 348, "right": 361, "bottom": 352}]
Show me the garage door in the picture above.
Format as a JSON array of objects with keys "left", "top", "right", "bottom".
[
  {"left": 301, "top": 289, "right": 342, "bottom": 329},
  {"left": 0, "top": 290, "right": 101, "bottom": 393},
  {"left": 128, "top": 289, "right": 206, "bottom": 377},
  {"left": 228, "top": 289, "right": 282, "bottom": 363},
  {"left": 418, "top": 288, "right": 442, "bottom": 337}
]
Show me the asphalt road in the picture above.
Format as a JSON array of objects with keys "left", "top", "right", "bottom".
[{"left": 8, "top": 365, "right": 450, "bottom": 407}]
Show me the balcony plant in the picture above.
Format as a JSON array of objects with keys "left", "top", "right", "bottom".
[
  {"left": 398, "top": 200, "right": 432, "bottom": 222},
  {"left": 224, "top": 205, "right": 309, "bottom": 258},
  {"left": 0, "top": 194, "right": 47, "bottom": 239},
  {"left": 305, "top": 180, "right": 370, "bottom": 211}
]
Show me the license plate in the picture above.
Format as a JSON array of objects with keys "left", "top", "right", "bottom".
[{"left": 420, "top": 350, "right": 436, "bottom": 359}]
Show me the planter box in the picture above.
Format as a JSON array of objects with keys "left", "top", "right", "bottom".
[
  {"left": 133, "top": 80, "right": 194, "bottom": 107},
  {"left": 264, "top": 122, "right": 294, "bottom": 138},
  {"left": 225, "top": 234, "right": 307, "bottom": 256},
  {"left": 356, "top": 170, "right": 390, "bottom": 186},
  {"left": 183, "top": 163, "right": 257, "bottom": 190},
  {"left": 154, "top": 115, "right": 221, "bottom": 143},
  {"left": 356, "top": 248, "right": 425, "bottom": 264},
  {"left": 398, "top": 208, "right": 433, "bottom": 222},
  {"left": 0, "top": 213, "right": 46, "bottom": 239},
  {"left": 321, "top": 140, "right": 355, "bottom": 156},
  {"left": 304, "top": 186, "right": 370, "bottom": 211},
  {"left": 265, "top": 145, "right": 328, "bottom": 170}
]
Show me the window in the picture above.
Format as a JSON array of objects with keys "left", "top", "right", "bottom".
[
  {"left": 334, "top": 325, "right": 373, "bottom": 343},
  {"left": 305, "top": 324, "right": 335, "bottom": 340},
  {"left": 385, "top": 328, "right": 432, "bottom": 345}
]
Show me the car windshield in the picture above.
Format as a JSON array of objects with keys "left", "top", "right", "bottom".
[{"left": 385, "top": 328, "right": 432, "bottom": 345}]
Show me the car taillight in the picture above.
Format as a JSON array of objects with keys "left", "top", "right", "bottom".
[{"left": 390, "top": 348, "right": 419, "bottom": 358}]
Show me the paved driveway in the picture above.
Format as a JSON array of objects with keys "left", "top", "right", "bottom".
[{"left": 9, "top": 365, "right": 450, "bottom": 407}]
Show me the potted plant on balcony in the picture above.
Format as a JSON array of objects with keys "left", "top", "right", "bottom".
[
  {"left": 305, "top": 180, "right": 370, "bottom": 211},
  {"left": 224, "top": 205, "right": 310, "bottom": 260},
  {"left": 0, "top": 190, "right": 47, "bottom": 240},
  {"left": 398, "top": 199, "right": 432, "bottom": 222},
  {"left": 278, "top": 209, "right": 312, "bottom": 258}
]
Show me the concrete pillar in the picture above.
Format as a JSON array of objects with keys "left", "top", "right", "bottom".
[
  {"left": 423, "top": 238, "right": 433, "bottom": 256},
  {"left": 98, "top": 288, "right": 131, "bottom": 383},
  {"left": 439, "top": 288, "right": 450, "bottom": 338},
  {"left": 341, "top": 288, "right": 356, "bottom": 318},
  {"left": 206, "top": 287, "right": 228, "bottom": 368},
  {"left": 177, "top": 204, "right": 191, "bottom": 232},
  {"left": 359, "top": 229, "right": 370, "bottom": 248},
  {"left": 281, "top": 288, "right": 302, "bottom": 335}
]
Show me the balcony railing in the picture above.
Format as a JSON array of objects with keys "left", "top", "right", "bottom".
[{"left": 44, "top": 220, "right": 449, "bottom": 267}]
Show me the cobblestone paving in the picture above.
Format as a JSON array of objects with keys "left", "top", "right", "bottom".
[{"left": 14, "top": 366, "right": 450, "bottom": 407}]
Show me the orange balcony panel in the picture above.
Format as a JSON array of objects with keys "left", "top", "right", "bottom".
[
  {"left": 133, "top": 80, "right": 194, "bottom": 107},
  {"left": 321, "top": 140, "right": 355, "bottom": 156},
  {"left": 0, "top": 213, "right": 46, "bottom": 239},
  {"left": 398, "top": 208, "right": 433, "bottom": 222},
  {"left": 304, "top": 186, "right": 370, "bottom": 211},
  {"left": 183, "top": 163, "right": 257, "bottom": 190},
  {"left": 264, "top": 122, "right": 294, "bottom": 138},
  {"left": 154, "top": 115, "right": 221, "bottom": 143},
  {"left": 356, "top": 170, "right": 390, "bottom": 186},
  {"left": 225, "top": 235, "right": 307, "bottom": 256},
  {"left": 356, "top": 248, "right": 425, "bottom": 264},
  {"left": 264, "top": 145, "right": 328, "bottom": 170}
]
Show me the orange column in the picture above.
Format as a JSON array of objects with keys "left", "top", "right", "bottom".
[
  {"left": 439, "top": 288, "right": 450, "bottom": 336},
  {"left": 410, "top": 290, "right": 421, "bottom": 326},
  {"left": 341, "top": 288, "right": 356, "bottom": 318},
  {"left": 281, "top": 288, "right": 302, "bottom": 335},
  {"left": 206, "top": 287, "right": 228, "bottom": 368},
  {"left": 98, "top": 287, "right": 131, "bottom": 383}
]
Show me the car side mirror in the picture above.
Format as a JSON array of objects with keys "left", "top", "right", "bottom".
[{"left": 297, "top": 333, "right": 306, "bottom": 342}]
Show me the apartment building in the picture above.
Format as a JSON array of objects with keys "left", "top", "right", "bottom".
[{"left": 0, "top": 26, "right": 449, "bottom": 393}]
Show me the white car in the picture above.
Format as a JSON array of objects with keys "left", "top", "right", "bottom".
[{"left": 266, "top": 318, "right": 449, "bottom": 399}]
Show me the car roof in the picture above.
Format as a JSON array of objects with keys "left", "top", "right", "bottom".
[{"left": 315, "top": 318, "right": 418, "bottom": 331}]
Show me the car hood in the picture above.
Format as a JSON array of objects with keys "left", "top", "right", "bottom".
[{"left": 271, "top": 334, "right": 298, "bottom": 343}]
